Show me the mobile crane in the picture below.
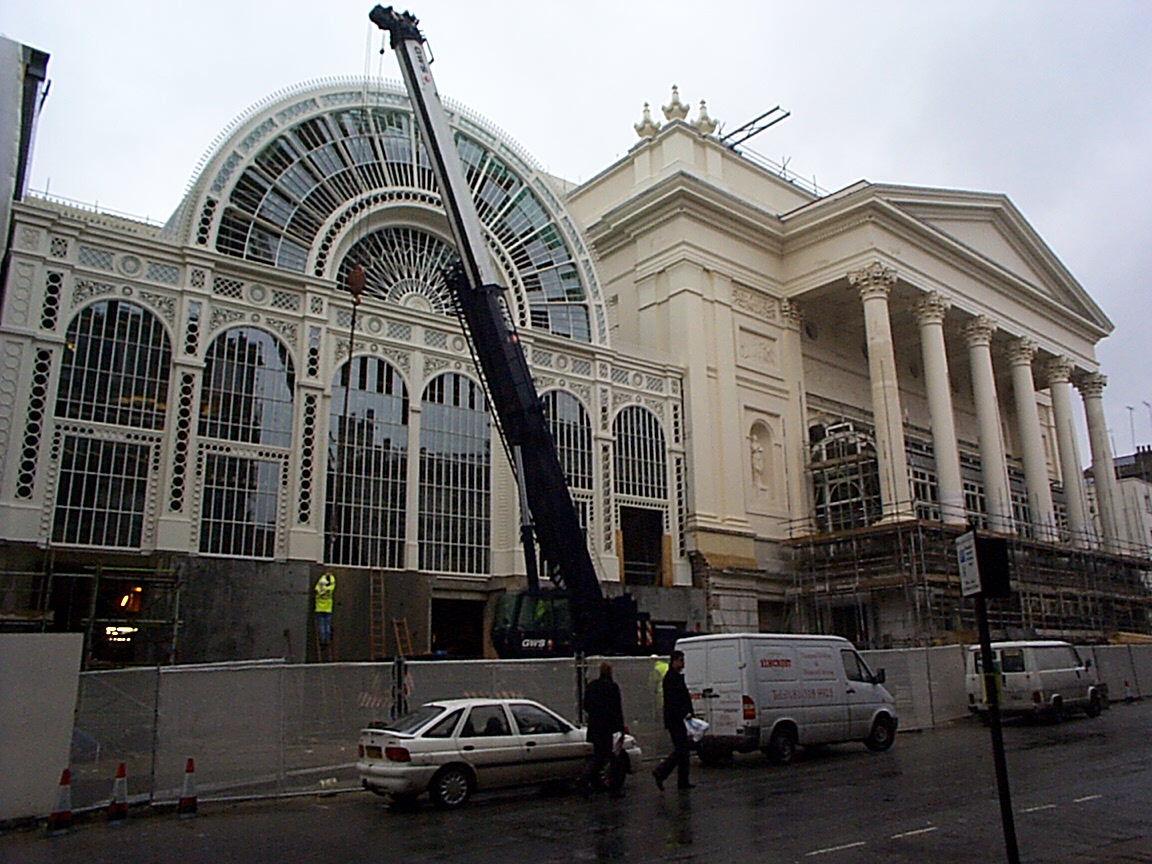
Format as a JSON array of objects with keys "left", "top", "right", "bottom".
[{"left": 369, "top": 6, "right": 653, "bottom": 658}]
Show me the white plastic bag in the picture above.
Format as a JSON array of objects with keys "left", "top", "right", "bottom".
[
  {"left": 684, "top": 716, "right": 709, "bottom": 742},
  {"left": 612, "top": 731, "right": 625, "bottom": 755}
]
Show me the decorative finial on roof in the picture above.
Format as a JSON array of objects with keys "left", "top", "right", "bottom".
[
  {"left": 693, "top": 100, "right": 717, "bottom": 135},
  {"left": 662, "top": 85, "right": 689, "bottom": 121},
  {"left": 634, "top": 102, "right": 661, "bottom": 138}
]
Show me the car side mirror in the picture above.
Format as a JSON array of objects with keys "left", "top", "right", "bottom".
[{"left": 874, "top": 669, "right": 886, "bottom": 685}]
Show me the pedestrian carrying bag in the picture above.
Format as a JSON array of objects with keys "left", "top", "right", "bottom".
[{"left": 684, "top": 717, "right": 709, "bottom": 742}]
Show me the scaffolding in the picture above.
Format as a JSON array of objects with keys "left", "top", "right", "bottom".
[
  {"left": 785, "top": 520, "right": 1152, "bottom": 648},
  {"left": 0, "top": 563, "right": 182, "bottom": 668}
]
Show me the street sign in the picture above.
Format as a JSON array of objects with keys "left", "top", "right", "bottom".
[{"left": 957, "top": 531, "right": 981, "bottom": 597}]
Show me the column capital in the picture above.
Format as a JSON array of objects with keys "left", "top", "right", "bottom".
[
  {"left": 780, "top": 298, "right": 804, "bottom": 331},
  {"left": 848, "top": 261, "right": 896, "bottom": 301},
  {"left": 1006, "top": 336, "right": 1037, "bottom": 367},
  {"left": 1076, "top": 371, "right": 1107, "bottom": 399},
  {"left": 912, "top": 291, "right": 950, "bottom": 326},
  {"left": 962, "top": 315, "right": 996, "bottom": 348},
  {"left": 1044, "top": 356, "right": 1074, "bottom": 386}
]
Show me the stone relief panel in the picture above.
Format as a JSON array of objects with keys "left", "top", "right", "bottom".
[
  {"left": 731, "top": 284, "right": 778, "bottom": 321},
  {"left": 737, "top": 328, "right": 779, "bottom": 372}
]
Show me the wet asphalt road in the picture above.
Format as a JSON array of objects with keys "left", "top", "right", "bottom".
[{"left": 4, "top": 700, "right": 1152, "bottom": 864}]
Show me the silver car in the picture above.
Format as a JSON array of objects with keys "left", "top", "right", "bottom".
[{"left": 357, "top": 697, "right": 642, "bottom": 809}]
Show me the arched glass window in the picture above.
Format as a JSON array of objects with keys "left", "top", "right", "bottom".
[
  {"left": 326, "top": 356, "right": 409, "bottom": 567},
  {"left": 199, "top": 327, "right": 295, "bottom": 446},
  {"left": 56, "top": 299, "right": 171, "bottom": 429},
  {"left": 613, "top": 405, "right": 667, "bottom": 500},
  {"left": 198, "top": 327, "right": 295, "bottom": 557},
  {"left": 51, "top": 300, "right": 171, "bottom": 548},
  {"left": 810, "top": 422, "right": 881, "bottom": 532},
  {"left": 542, "top": 390, "right": 592, "bottom": 491},
  {"left": 613, "top": 405, "right": 668, "bottom": 587},
  {"left": 419, "top": 373, "right": 490, "bottom": 574}
]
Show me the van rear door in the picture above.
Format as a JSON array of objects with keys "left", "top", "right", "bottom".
[{"left": 702, "top": 641, "right": 742, "bottom": 737}]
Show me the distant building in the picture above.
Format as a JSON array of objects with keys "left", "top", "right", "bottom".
[{"left": 1, "top": 68, "right": 1148, "bottom": 664}]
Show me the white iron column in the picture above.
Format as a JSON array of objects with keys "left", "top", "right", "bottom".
[
  {"left": 1007, "top": 337, "right": 1056, "bottom": 540},
  {"left": 1045, "top": 357, "right": 1091, "bottom": 546},
  {"left": 781, "top": 300, "right": 812, "bottom": 530},
  {"left": 1077, "top": 372, "right": 1123, "bottom": 549},
  {"left": 963, "top": 316, "right": 1012, "bottom": 531},
  {"left": 913, "top": 292, "right": 965, "bottom": 526},
  {"left": 849, "top": 262, "right": 913, "bottom": 521}
]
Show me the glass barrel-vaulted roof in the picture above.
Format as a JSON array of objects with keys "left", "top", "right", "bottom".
[{"left": 165, "top": 78, "right": 608, "bottom": 345}]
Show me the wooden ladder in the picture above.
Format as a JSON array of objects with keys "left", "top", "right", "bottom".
[
  {"left": 369, "top": 571, "right": 386, "bottom": 660},
  {"left": 393, "top": 617, "right": 413, "bottom": 658}
]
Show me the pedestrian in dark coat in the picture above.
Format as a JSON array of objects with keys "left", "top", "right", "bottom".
[
  {"left": 653, "top": 649, "right": 695, "bottom": 791},
  {"left": 579, "top": 661, "right": 626, "bottom": 795}
]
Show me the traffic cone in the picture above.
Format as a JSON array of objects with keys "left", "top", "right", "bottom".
[
  {"left": 177, "top": 758, "right": 197, "bottom": 817},
  {"left": 46, "top": 768, "right": 73, "bottom": 835},
  {"left": 107, "top": 762, "right": 128, "bottom": 823}
]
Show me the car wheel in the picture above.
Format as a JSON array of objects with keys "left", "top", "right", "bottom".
[
  {"left": 865, "top": 715, "right": 896, "bottom": 752},
  {"left": 429, "top": 765, "right": 471, "bottom": 810},
  {"left": 1085, "top": 691, "right": 1102, "bottom": 718},
  {"left": 765, "top": 726, "right": 797, "bottom": 765}
]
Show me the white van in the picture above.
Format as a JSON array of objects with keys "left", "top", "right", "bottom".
[
  {"left": 965, "top": 640, "right": 1104, "bottom": 722},
  {"left": 676, "top": 634, "right": 898, "bottom": 765}
]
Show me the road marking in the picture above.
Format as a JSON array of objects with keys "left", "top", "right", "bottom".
[
  {"left": 1074, "top": 794, "right": 1102, "bottom": 803},
  {"left": 1020, "top": 804, "right": 1057, "bottom": 813},
  {"left": 890, "top": 826, "right": 938, "bottom": 839},
  {"left": 805, "top": 841, "right": 866, "bottom": 856}
]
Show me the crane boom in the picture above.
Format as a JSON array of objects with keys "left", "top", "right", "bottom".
[{"left": 369, "top": 6, "right": 637, "bottom": 654}]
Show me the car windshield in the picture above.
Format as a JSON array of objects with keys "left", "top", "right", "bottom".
[{"left": 374, "top": 704, "right": 445, "bottom": 735}]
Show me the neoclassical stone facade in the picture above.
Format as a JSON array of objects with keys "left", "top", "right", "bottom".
[{"left": 1, "top": 78, "right": 1147, "bottom": 662}]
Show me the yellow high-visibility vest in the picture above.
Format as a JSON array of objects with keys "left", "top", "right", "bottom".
[{"left": 314, "top": 573, "right": 336, "bottom": 613}]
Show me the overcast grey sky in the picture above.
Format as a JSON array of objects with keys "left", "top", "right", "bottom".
[{"left": 4, "top": 0, "right": 1151, "bottom": 462}]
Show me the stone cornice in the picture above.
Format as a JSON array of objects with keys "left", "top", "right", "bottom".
[
  {"left": 583, "top": 170, "right": 785, "bottom": 260},
  {"left": 778, "top": 186, "right": 1112, "bottom": 343}
]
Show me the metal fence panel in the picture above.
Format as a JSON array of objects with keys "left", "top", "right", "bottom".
[
  {"left": 153, "top": 661, "right": 284, "bottom": 802},
  {"left": 925, "top": 644, "right": 968, "bottom": 725},
  {"left": 70, "top": 667, "right": 159, "bottom": 810},
  {"left": 862, "top": 648, "right": 930, "bottom": 732}
]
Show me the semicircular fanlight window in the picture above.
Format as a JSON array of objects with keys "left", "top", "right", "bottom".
[
  {"left": 210, "top": 95, "right": 598, "bottom": 342},
  {"left": 337, "top": 226, "right": 459, "bottom": 316}
]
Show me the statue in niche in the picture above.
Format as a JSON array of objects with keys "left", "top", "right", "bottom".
[{"left": 750, "top": 425, "right": 769, "bottom": 493}]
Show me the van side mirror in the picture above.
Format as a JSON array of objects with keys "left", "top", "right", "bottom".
[
  {"left": 874, "top": 669, "right": 886, "bottom": 685},
  {"left": 1085, "top": 658, "right": 1092, "bottom": 669}
]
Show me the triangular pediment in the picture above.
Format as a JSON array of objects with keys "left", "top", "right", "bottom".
[{"left": 875, "top": 186, "right": 1111, "bottom": 331}]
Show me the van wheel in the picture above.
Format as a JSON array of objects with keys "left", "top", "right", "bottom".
[
  {"left": 764, "top": 727, "right": 797, "bottom": 765},
  {"left": 865, "top": 715, "right": 896, "bottom": 752},
  {"left": 429, "top": 765, "right": 471, "bottom": 809},
  {"left": 1085, "top": 691, "right": 1102, "bottom": 718}
]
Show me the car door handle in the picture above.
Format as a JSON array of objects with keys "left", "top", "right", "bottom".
[
  {"left": 462, "top": 745, "right": 474, "bottom": 751},
  {"left": 526, "top": 741, "right": 536, "bottom": 747},
  {"left": 846, "top": 687, "right": 856, "bottom": 694}
]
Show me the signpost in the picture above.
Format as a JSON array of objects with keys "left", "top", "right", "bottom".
[{"left": 957, "top": 530, "right": 1019, "bottom": 864}]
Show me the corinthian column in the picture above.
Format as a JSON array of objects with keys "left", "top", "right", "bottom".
[
  {"left": 780, "top": 299, "right": 812, "bottom": 530},
  {"left": 1007, "top": 337, "right": 1056, "bottom": 540},
  {"left": 849, "top": 262, "right": 913, "bottom": 521},
  {"left": 1045, "top": 357, "right": 1091, "bottom": 545},
  {"left": 1076, "top": 372, "right": 1123, "bottom": 549},
  {"left": 963, "top": 316, "right": 1012, "bottom": 531},
  {"left": 913, "top": 292, "right": 965, "bottom": 526}
]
